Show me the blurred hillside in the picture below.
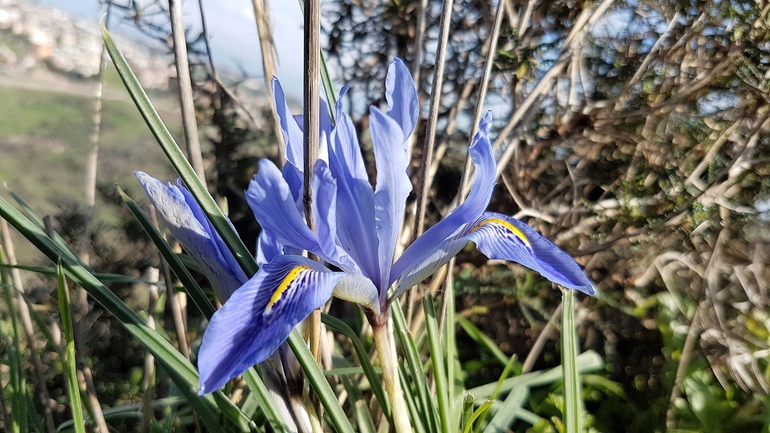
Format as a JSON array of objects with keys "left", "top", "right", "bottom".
[
  {"left": 0, "top": 0, "right": 272, "bottom": 220},
  {"left": 0, "top": 0, "right": 178, "bottom": 216}
]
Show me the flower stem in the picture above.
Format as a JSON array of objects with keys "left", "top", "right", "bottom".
[{"left": 371, "top": 315, "right": 412, "bottom": 433}]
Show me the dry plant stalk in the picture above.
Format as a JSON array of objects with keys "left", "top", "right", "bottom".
[
  {"left": 169, "top": 0, "right": 206, "bottom": 184},
  {"left": 0, "top": 220, "right": 56, "bottom": 433}
]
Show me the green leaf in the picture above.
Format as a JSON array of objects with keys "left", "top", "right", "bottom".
[
  {"left": 0, "top": 194, "right": 255, "bottom": 432},
  {"left": 465, "top": 400, "right": 494, "bottom": 433},
  {"left": 561, "top": 289, "right": 582, "bottom": 432},
  {"left": 322, "top": 312, "right": 390, "bottom": 420},
  {"left": 458, "top": 317, "right": 510, "bottom": 367},
  {"left": 320, "top": 50, "right": 337, "bottom": 122},
  {"left": 119, "top": 187, "right": 216, "bottom": 319},
  {"left": 445, "top": 278, "right": 459, "bottom": 425},
  {"left": 239, "top": 368, "right": 291, "bottom": 433},
  {"left": 0, "top": 249, "right": 28, "bottom": 433},
  {"left": 424, "top": 293, "right": 451, "bottom": 433},
  {"left": 0, "top": 263, "right": 161, "bottom": 286},
  {"left": 684, "top": 376, "right": 725, "bottom": 433},
  {"left": 336, "top": 357, "right": 377, "bottom": 433},
  {"left": 399, "top": 363, "right": 428, "bottom": 433},
  {"left": 286, "top": 331, "right": 355, "bottom": 433},
  {"left": 392, "top": 301, "right": 439, "bottom": 432},
  {"left": 457, "top": 392, "right": 474, "bottom": 433},
  {"left": 468, "top": 351, "right": 604, "bottom": 402},
  {"left": 484, "top": 386, "right": 529, "bottom": 432},
  {"left": 474, "top": 351, "right": 518, "bottom": 433},
  {"left": 56, "top": 262, "right": 87, "bottom": 433},
  {"left": 57, "top": 396, "right": 186, "bottom": 430},
  {"left": 101, "top": 25, "right": 258, "bottom": 279}
]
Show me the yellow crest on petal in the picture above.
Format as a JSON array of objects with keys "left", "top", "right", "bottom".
[
  {"left": 470, "top": 218, "right": 531, "bottom": 248},
  {"left": 265, "top": 265, "right": 311, "bottom": 314}
]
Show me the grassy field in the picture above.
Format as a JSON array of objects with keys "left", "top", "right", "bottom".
[{"left": 0, "top": 82, "right": 182, "bottom": 215}]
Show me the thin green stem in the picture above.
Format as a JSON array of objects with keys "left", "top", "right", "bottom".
[
  {"left": 561, "top": 289, "right": 582, "bottom": 431},
  {"left": 57, "top": 262, "right": 86, "bottom": 433},
  {"left": 424, "top": 293, "right": 450, "bottom": 433}
]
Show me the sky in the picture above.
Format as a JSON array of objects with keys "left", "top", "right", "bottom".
[{"left": 32, "top": 0, "right": 307, "bottom": 94}]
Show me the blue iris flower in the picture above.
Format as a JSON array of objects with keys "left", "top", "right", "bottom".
[
  {"left": 134, "top": 172, "right": 248, "bottom": 302},
  {"left": 137, "top": 58, "right": 593, "bottom": 396}
]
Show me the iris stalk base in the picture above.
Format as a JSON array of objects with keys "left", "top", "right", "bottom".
[{"left": 371, "top": 315, "right": 412, "bottom": 433}]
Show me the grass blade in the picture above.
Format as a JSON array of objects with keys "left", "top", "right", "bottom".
[
  {"left": 0, "top": 194, "right": 255, "bottom": 432},
  {"left": 484, "top": 386, "right": 530, "bottom": 432},
  {"left": 56, "top": 261, "right": 87, "bottom": 433},
  {"left": 468, "top": 351, "right": 603, "bottom": 401},
  {"left": 119, "top": 188, "right": 216, "bottom": 319},
  {"left": 444, "top": 278, "right": 458, "bottom": 425},
  {"left": 0, "top": 250, "right": 28, "bottom": 433},
  {"left": 392, "top": 301, "right": 439, "bottom": 432},
  {"left": 458, "top": 317, "right": 510, "bottom": 367},
  {"left": 399, "top": 364, "right": 427, "bottom": 433},
  {"left": 286, "top": 331, "right": 355, "bottom": 433},
  {"left": 561, "top": 289, "right": 582, "bottom": 431},
  {"left": 424, "top": 293, "right": 450, "bottom": 433},
  {"left": 0, "top": 263, "right": 162, "bottom": 286},
  {"left": 240, "top": 368, "right": 291, "bottom": 433},
  {"left": 464, "top": 400, "right": 494, "bottom": 433},
  {"left": 473, "top": 352, "right": 518, "bottom": 433},
  {"left": 321, "top": 312, "right": 390, "bottom": 419},
  {"left": 337, "top": 357, "right": 377, "bottom": 433},
  {"left": 101, "top": 25, "right": 258, "bottom": 279},
  {"left": 9, "top": 191, "right": 82, "bottom": 264},
  {"left": 320, "top": 50, "right": 336, "bottom": 121}
]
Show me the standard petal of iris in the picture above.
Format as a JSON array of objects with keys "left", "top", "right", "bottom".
[
  {"left": 256, "top": 229, "right": 283, "bottom": 267},
  {"left": 327, "top": 94, "right": 380, "bottom": 280},
  {"left": 330, "top": 87, "right": 369, "bottom": 183},
  {"left": 385, "top": 58, "right": 419, "bottom": 139},
  {"left": 272, "top": 78, "right": 304, "bottom": 170},
  {"left": 390, "top": 112, "right": 495, "bottom": 286},
  {"left": 247, "top": 159, "right": 320, "bottom": 254},
  {"left": 311, "top": 160, "right": 362, "bottom": 274},
  {"left": 135, "top": 172, "right": 246, "bottom": 301},
  {"left": 371, "top": 106, "right": 412, "bottom": 291},
  {"left": 463, "top": 212, "right": 594, "bottom": 295},
  {"left": 197, "top": 255, "right": 346, "bottom": 394},
  {"left": 391, "top": 236, "right": 468, "bottom": 300}
]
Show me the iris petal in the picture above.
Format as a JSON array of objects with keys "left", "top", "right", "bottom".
[
  {"left": 292, "top": 115, "right": 330, "bottom": 164},
  {"left": 256, "top": 230, "right": 283, "bottom": 267},
  {"left": 385, "top": 58, "right": 419, "bottom": 141},
  {"left": 390, "top": 111, "right": 495, "bottom": 285},
  {"left": 391, "top": 237, "right": 468, "bottom": 299},
  {"left": 391, "top": 212, "right": 593, "bottom": 299},
  {"left": 331, "top": 273, "right": 380, "bottom": 314},
  {"left": 272, "top": 79, "right": 304, "bottom": 168},
  {"left": 464, "top": 212, "right": 594, "bottom": 294},
  {"left": 197, "top": 255, "right": 346, "bottom": 394},
  {"left": 371, "top": 106, "right": 412, "bottom": 292},
  {"left": 327, "top": 91, "right": 380, "bottom": 280},
  {"left": 247, "top": 159, "right": 319, "bottom": 253},
  {"left": 330, "top": 87, "right": 369, "bottom": 183},
  {"left": 311, "top": 160, "right": 363, "bottom": 273},
  {"left": 135, "top": 172, "right": 247, "bottom": 301}
]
